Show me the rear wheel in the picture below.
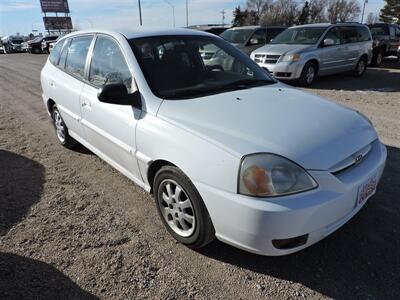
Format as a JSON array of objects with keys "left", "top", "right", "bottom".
[
  {"left": 372, "top": 49, "right": 384, "bottom": 66},
  {"left": 51, "top": 105, "right": 78, "bottom": 149},
  {"left": 299, "top": 62, "right": 317, "bottom": 86},
  {"left": 33, "top": 47, "right": 41, "bottom": 54},
  {"left": 354, "top": 57, "right": 367, "bottom": 77},
  {"left": 153, "top": 166, "right": 215, "bottom": 249}
]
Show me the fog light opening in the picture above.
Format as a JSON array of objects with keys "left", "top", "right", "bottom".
[{"left": 272, "top": 234, "right": 308, "bottom": 250}]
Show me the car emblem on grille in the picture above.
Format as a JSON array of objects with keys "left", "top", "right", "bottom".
[{"left": 354, "top": 154, "right": 363, "bottom": 164}]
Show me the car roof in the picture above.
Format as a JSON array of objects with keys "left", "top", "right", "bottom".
[
  {"left": 60, "top": 27, "right": 216, "bottom": 40},
  {"left": 227, "top": 25, "right": 286, "bottom": 31},
  {"left": 289, "top": 22, "right": 368, "bottom": 29}
]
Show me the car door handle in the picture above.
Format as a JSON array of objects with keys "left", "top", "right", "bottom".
[{"left": 81, "top": 100, "right": 92, "bottom": 109}]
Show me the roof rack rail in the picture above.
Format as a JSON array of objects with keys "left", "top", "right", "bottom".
[{"left": 331, "top": 21, "right": 361, "bottom": 24}]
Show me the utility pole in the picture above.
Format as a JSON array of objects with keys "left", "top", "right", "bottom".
[
  {"left": 186, "top": 0, "right": 189, "bottom": 27},
  {"left": 164, "top": 0, "right": 175, "bottom": 27},
  {"left": 221, "top": 9, "right": 226, "bottom": 26},
  {"left": 138, "top": 0, "right": 143, "bottom": 25},
  {"left": 361, "top": 0, "right": 368, "bottom": 23}
]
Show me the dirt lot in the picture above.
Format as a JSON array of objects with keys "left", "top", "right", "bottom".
[{"left": 0, "top": 53, "right": 399, "bottom": 300}]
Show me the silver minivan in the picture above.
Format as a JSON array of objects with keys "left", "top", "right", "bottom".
[{"left": 250, "top": 23, "right": 373, "bottom": 85}]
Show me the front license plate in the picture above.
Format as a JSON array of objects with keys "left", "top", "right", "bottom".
[{"left": 356, "top": 173, "right": 378, "bottom": 207}]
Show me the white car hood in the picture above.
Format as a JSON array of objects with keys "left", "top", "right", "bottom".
[{"left": 157, "top": 85, "right": 377, "bottom": 170}]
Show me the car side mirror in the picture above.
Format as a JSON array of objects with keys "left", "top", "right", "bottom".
[
  {"left": 249, "top": 38, "right": 259, "bottom": 45},
  {"left": 97, "top": 83, "right": 141, "bottom": 108},
  {"left": 322, "top": 38, "right": 335, "bottom": 47}
]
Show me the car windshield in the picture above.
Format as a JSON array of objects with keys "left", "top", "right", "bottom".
[
  {"left": 11, "top": 39, "right": 24, "bottom": 44},
  {"left": 271, "top": 27, "right": 326, "bottom": 45},
  {"left": 220, "top": 29, "right": 254, "bottom": 44},
  {"left": 130, "top": 35, "right": 275, "bottom": 100},
  {"left": 369, "top": 24, "right": 389, "bottom": 36},
  {"left": 31, "top": 37, "right": 42, "bottom": 43}
]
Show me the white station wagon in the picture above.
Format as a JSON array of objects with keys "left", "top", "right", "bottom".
[{"left": 41, "top": 28, "right": 387, "bottom": 255}]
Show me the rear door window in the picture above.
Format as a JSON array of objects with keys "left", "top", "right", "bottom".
[
  {"left": 341, "top": 27, "right": 359, "bottom": 43},
  {"left": 369, "top": 24, "right": 389, "bottom": 36},
  {"left": 356, "top": 26, "right": 371, "bottom": 41},
  {"left": 88, "top": 35, "right": 132, "bottom": 90},
  {"left": 65, "top": 35, "right": 93, "bottom": 80}
]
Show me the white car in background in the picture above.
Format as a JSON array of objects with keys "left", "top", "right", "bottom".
[{"left": 41, "top": 28, "right": 386, "bottom": 255}]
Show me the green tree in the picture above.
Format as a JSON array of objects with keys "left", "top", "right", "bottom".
[
  {"left": 232, "top": 6, "right": 247, "bottom": 26},
  {"left": 298, "top": 1, "right": 311, "bottom": 24},
  {"left": 379, "top": 0, "right": 400, "bottom": 24}
]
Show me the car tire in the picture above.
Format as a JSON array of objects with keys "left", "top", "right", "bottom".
[
  {"left": 372, "top": 49, "right": 384, "bottom": 66},
  {"left": 354, "top": 56, "right": 367, "bottom": 77},
  {"left": 299, "top": 61, "right": 317, "bottom": 86},
  {"left": 33, "top": 47, "right": 41, "bottom": 54},
  {"left": 153, "top": 165, "right": 215, "bottom": 249},
  {"left": 51, "top": 105, "right": 78, "bottom": 149}
]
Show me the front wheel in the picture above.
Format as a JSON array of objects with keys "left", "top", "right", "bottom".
[
  {"left": 153, "top": 166, "right": 215, "bottom": 249},
  {"left": 299, "top": 62, "right": 317, "bottom": 86},
  {"left": 354, "top": 57, "right": 367, "bottom": 77}
]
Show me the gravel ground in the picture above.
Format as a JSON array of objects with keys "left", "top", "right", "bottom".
[{"left": 0, "top": 53, "right": 399, "bottom": 300}]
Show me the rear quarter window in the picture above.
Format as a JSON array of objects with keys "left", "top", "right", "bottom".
[{"left": 49, "top": 40, "right": 65, "bottom": 65}]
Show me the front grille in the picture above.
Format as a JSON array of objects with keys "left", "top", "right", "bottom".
[
  {"left": 331, "top": 142, "right": 373, "bottom": 175},
  {"left": 265, "top": 54, "right": 281, "bottom": 64},
  {"left": 254, "top": 54, "right": 266, "bottom": 63},
  {"left": 254, "top": 54, "right": 281, "bottom": 64}
]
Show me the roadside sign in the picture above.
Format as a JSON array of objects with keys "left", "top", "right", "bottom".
[
  {"left": 40, "top": 0, "right": 70, "bottom": 13},
  {"left": 43, "top": 16, "right": 73, "bottom": 30}
]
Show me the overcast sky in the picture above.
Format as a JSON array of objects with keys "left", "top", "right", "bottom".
[{"left": 0, "top": 0, "right": 385, "bottom": 36}]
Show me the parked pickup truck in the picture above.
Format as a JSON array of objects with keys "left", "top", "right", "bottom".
[{"left": 368, "top": 23, "right": 400, "bottom": 66}]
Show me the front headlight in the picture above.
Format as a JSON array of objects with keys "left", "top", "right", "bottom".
[
  {"left": 238, "top": 153, "right": 317, "bottom": 197},
  {"left": 281, "top": 53, "right": 301, "bottom": 62}
]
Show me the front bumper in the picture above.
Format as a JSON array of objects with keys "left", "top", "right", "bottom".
[
  {"left": 257, "top": 61, "right": 304, "bottom": 80},
  {"left": 195, "top": 140, "right": 387, "bottom": 256}
]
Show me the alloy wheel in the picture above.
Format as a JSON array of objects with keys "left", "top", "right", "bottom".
[
  {"left": 158, "top": 179, "right": 196, "bottom": 237},
  {"left": 53, "top": 110, "right": 66, "bottom": 143},
  {"left": 306, "top": 66, "right": 315, "bottom": 84},
  {"left": 357, "top": 59, "right": 366, "bottom": 75},
  {"left": 376, "top": 52, "right": 383, "bottom": 65}
]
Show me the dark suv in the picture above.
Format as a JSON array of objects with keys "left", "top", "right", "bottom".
[
  {"left": 368, "top": 23, "right": 400, "bottom": 65},
  {"left": 220, "top": 25, "right": 287, "bottom": 55},
  {"left": 28, "top": 36, "right": 58, "bottom": 54}
]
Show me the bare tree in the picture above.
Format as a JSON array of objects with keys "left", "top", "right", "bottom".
[
  {"left": 261, "top": 0, "right": 300, "bottom": 25},
  {"left": 308, "top": 0, "right": 328, "bottom": 22},
  {"left": 246, "top": 0, "right": 272, "bottom": 19},
  {"left": 327, "top": 0, "right": 361, "bottom": 22},
  {"left": 366, "top": 12, "right": 378, "bottom": 24}
]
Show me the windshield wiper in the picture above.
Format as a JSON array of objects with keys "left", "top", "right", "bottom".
[
  {"left": 162, "top": 79, "right": 275, "bottom": 100},
  {"left": 222, "top": 78, "right": 275, "bottom": 89}
]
